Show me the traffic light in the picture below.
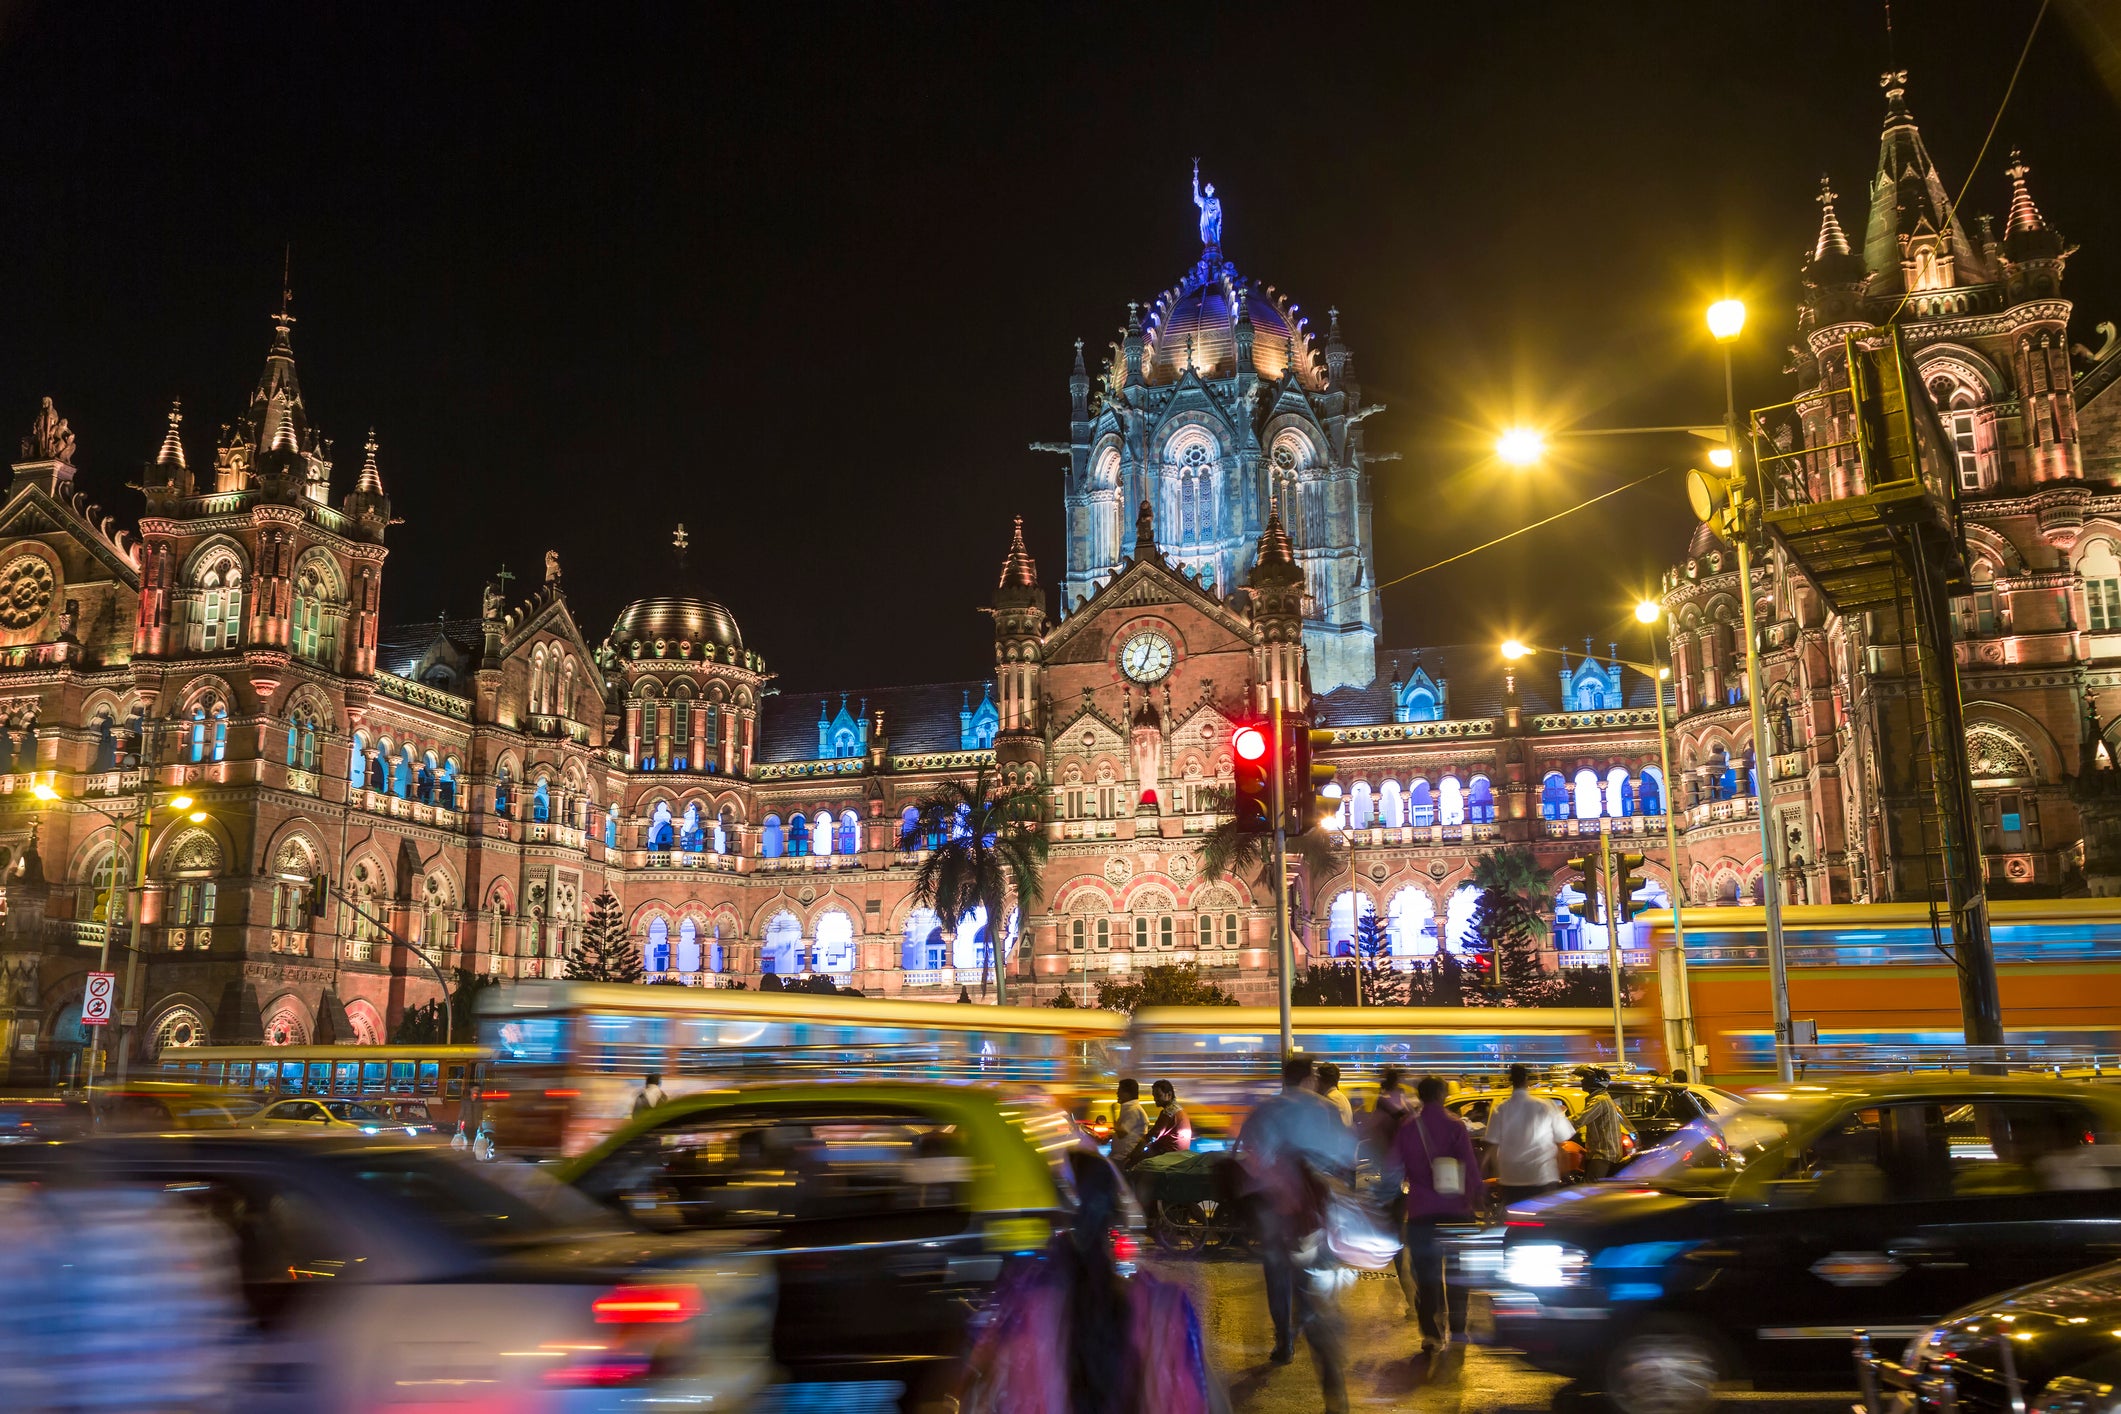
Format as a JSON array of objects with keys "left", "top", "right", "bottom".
[
  {"left": 1615, "top": 852, "right": 1648, "bottom": 922},
  {"left": 1566, "top": 854, "right": 1603, "bottom": 925},
  {"left": 1230, "top": 722, "right": 1274, "bottom": 836},
  {"left": 1286, "top": 714, "right": 1338, "bottom": 834}
]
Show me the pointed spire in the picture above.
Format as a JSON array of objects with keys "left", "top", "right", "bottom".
[
  {"left": 1325, "top": 305, "right": 1348, "bottom": 385},
  {"left": 261, "top": 392, "right": 296, "bottom": 453},
  {"left": 1813, "top": 176, "right": 1851, "bottom": 258},
  {"left": 997, "top": 515, "right": 1038, "bottom": 589},
  {"left": 2005, "top": 148, "right": 2046, "bottom": 235},
  {"left": 355, "top": 428, "right": 384, "bottom": 494},
  {"left": 1863, "top": 70, "right": 1981, "bottom": 291},
  {"left": 156, "top": 400, "right": 187, "bottom": 470},
  {"left": 1249, "top": 509, "right": 1302, "bottom": 587}
]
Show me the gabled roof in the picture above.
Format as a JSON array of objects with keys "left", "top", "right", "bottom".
[
  {"left": 0, "top": 479, "right": 140, "bottom": 587},
  {"left": 376, "top": 616, "right": 485, "bottom": 678}
]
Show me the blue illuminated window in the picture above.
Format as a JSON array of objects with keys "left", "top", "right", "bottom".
[{"left": 532, "top": 779, "right": 551, "bottom": 823}]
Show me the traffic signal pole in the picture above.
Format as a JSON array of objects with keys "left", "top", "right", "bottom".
[{"left": 1270, "top": 691, "right": 1293, "bottom": 1061}]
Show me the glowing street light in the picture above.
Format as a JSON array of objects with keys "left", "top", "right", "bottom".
[
  {"left": 30, "top": 783, "right": 55, "bottom": 802},
  {"left": 1706, "top": 298, "right": 1747, "bottom": 343},
  {"left": 1635, "top": 599, "right": 1662, "bottom": 625},
  {"left": 1495, "top": 427, "right": 1546, "bottom": 467},
  {"left": 1707, "top": 446, "right": 1734, "bottom": 469},
  {"left": 1500, "top": 638, "right": 1531, "bottom": 661}
]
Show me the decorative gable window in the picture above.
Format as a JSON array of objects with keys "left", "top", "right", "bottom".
[
  {"left": 189, "top": 553, "right": 245, "bottom": 654},
  {"left": 960, "top": 684, "right": 999, "bottom": 750}
]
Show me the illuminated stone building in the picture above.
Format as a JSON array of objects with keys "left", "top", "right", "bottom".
[{"left": 1660, "top": 72, "right": 2121, "bottom": 907}]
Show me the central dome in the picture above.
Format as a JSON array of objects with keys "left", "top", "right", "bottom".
[
  {"left": 608, "top": 595, "right": 743, "bottom": 654},
  {"left": 1141, "top": 258, "right": 1325, "bottom": 390}
]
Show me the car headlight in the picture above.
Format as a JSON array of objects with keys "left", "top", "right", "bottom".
[
  {"left": 1503, "top": 1241, "right": 1589, "bottom": 1289},
  {"left": 2032, "top": 1376, "right": 2119, "bottom": 1414}
]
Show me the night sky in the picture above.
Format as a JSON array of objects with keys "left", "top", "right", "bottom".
[{"left": 0, "top": 3, "right": 2115, "bottom": 691}]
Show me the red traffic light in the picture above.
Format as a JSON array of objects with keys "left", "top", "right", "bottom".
[{"left": 1231, "top": 725, "right": 1269, "bottom": 762}]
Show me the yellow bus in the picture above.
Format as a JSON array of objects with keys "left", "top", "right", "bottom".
[
  {"left": 155, "top": 1044, "right": 491, "bottom": 1129},
  {"left": 476, "top": 982, "right": 1126, "bottom": 1156}
]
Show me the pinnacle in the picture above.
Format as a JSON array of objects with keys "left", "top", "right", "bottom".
[
  {"left": 355, "top": 428, "right": 384, "bottom": 494},
  {"left": 997, "top": 514, "right": 1039, "bottom": 589},
  {"left": 1813, "top": 175, "right": 1850, "bottom": 258},
  {"left": 156, "top": 400, "right": 187, "bottom": 469},
  {"left": 2005, "top": 148, "right": 2047, "bottom": 235}
]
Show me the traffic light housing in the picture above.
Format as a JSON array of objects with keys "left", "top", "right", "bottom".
[
  {"left": 1286, "top": 715, "right": 1338, "bottom": 834},
  {"left": 1616, "top": 852, "right": 1648, "bottom": 922},
  {"left": 1566, "top": 854, "right": 1603, "bottom": 925},
  {"left": 1229, "top": 722, "right": 1274, "bottom": 836}
]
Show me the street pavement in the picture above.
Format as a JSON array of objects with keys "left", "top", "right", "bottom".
[{"left": 1149, "top": 1255, "right": 1860, "bottom": 1414}]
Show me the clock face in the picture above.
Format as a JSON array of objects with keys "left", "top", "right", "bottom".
[{"left": 1119, "top": 631, "right": 1174, "bottom": 684}]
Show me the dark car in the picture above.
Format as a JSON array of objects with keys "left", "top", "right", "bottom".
[
  {"left": 0, "top": 1132, "right": 775, "bottom": 1409},
  {"left": 1607, "top": 1080, "right": 1745, "bottom": 1146},
  {"left": 0, "top": 1093, "right": 91, "bottom": 1142},
  {"left": 1858, "top": 1259, "right": 2121, "bottom": 1414},
  {"left": 1490, "top": 1076, "right": 2121, "bottom": 1414},
  {"left": 557, "top": 1082, "right": 1077, "bottom": 1412}
]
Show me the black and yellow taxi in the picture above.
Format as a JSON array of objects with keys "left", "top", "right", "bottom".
[
  {"left": 555, "top": 1081, "right": 1081, "bottom": 1413},
  {"left": 1492, "top": 1075, "right": 2121, "bottom": 1414}
]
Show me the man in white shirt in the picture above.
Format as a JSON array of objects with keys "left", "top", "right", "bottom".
[
  {"left": 1109, "top": 1078, "right": 1148, "bottom": 1166},
  {"left": 1486, "top": 1063, "right": 1575, "bottom": 1203}
]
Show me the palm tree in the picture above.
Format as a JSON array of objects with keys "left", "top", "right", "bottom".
[
  {"left": 897, "top": 767, "right": 1050, "bottom": 1005},
  {"left": 1468, "top": 845, "right": 1552, "bottom": 1002}
]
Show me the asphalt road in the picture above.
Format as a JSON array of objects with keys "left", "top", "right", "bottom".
[{"left": 1149, "top": 1255, "right": 1861, "bottom": 1414}]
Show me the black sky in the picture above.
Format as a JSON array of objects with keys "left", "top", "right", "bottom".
[{"left": 0, "top": 2, "right": 2114, "bottom": 690}]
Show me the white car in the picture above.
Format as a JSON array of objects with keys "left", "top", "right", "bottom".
[{"left": 0, "top": 1133, "right": 777, "bottom": 1412}]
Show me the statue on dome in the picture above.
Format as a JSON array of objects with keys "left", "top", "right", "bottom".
[
  {"left": 1192, "top": 160, "right": 1222, "bottom": 251},
  {"left": 544, "top": 549, "right": 561, "bottom": 585}
]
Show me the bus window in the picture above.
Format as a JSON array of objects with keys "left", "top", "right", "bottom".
[
  {"left": 361, "top": 1061, "right": 387, "bottom": 1093},
  {"left": 199, "top": 1062, "right": 224, "bottom": 1084},
  {"left": 443, "top": 1063, "right": 466, "bottom": 1100},
  {"left": 226, "top": 1062, "right": 252, "bottom": 1088},
  {"left": 390, "top": 1061, "right": 415, "bottom": 1093},
  {"left": 306, "top": 1062, "right": 332, "bottom": 1094},
  {"left": 480, "top": 1014, "right": 567, "bottom": 1065},
  {"left": 417, "top": 1061, "right": 440, "bottom": 1096},
  {"left": 333, "top": 1061, "right": 359, "bottom": 1094},
  {"left": 280, "top": 1062, "right": 305, "bottom": 1092}
]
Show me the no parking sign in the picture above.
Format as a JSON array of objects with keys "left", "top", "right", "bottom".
[{"left": 81, "top": 971, "right": 115, "bottom": 1027}]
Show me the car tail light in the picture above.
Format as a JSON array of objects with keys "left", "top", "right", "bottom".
[
  {"left": 1111, "top": 1231, "right": 1140, "bottom": 1263},
  {"left": 592, "top": 1284, "right": 703, "bottom": 1324},
  {"left": 544, "top": 1353, "right": 653, "bottom": 1388}
]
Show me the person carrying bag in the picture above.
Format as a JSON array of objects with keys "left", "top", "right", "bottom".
[{"left": 1390, "top": 1076, "right": 1482, "bottom": 1354}]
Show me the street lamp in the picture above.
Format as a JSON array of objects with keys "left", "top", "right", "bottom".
[
  {"left": 1695, "top": 294, "right": 1795, "bottom": 1082},
  {"left": 1502, "top": 633, "right": 1696, "bottom": 1071},
  {"left": 1495, "top": 427, "right": 1547, "bottom": 467},
  {"left": 33, "top": 781, "right": 199, "bottom": 1085}
]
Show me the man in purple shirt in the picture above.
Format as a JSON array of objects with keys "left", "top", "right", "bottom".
[{"left": 1389, "top": 1076, "right": 1482, "bottom": 1352}]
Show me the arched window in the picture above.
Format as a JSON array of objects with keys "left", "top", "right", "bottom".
[
  {"left": 1347, "top": 782, "right": 1373, "bottom": 830},
  {"left": 786, "top": 812, "right": 811, "bottom": 858},
  {"left": 680, "top": 803, "right": 704, "bottom": 852},
  {"left": 1408, "top": 779, "right": 1434, "bottom": 827},
  {"left": 762, "top": 911, "right": 802, "bottom": 975},
  {"left": 678, "top": 918, "right": 701, "bottom": 972},
  {"left": 291, "top": 556, "right": 340, "bottom": 667},
  {"left": 903, "top": 907, "right": 944, "bottom": 969},
  {"left": 1319, "top": 782, "right": 1344, "bottom": 831},
  {"left": 1438, "top": 776, "right": 1465, "bottom": 827},
  {"left": 646, "top": 917, "right": 670, "bottom": 973},
  {"left": 1386, "top": 886, "right": 1436, "bottom": 956},
  {"left": 77, "top": 845, "right": 122, "bottom": 928},
  {"left": 1573, "top": 768, "right": 1602, "bottom": 820},
  {"left": 1401, "top": 688, "right": 1439, "bottom": 722},
  {"left": 814, "top": 910, "right": 855, "bottom": 974},
  {"left": 812, "top": 810, "right": 834, "bottom": 858},
  {"left": 348, "top": 731, "right": 368, "bottom": 787},
  {"left": 532, "top": 778, "right": 551, "bottom": 824},
  {"left": 899, "top": 806, "right": 920, "bottom": 850},
  {"left": 1379, "top": 780, "right": 1404, "bottom": 829},
  {"left": 1467, "top": 776, "right": 1496, "bottom": 823},
  {"left": 1638, "top": 766, "right": 1663, "bottom": 816},
  {"left": 189, "top": 705, "right": 207, "bottom": 764},
  {"left": 605, "top": 804, "right": 619, "bottom": 850},
  {"left": 1444, "top": 882, "right": 1480, "bottom": 953},
  {"left": 493, "top": 764, "right": 513, "bottom": 817},
  {"left": 1325, "top": 891, "right": 1373, "bottom": 958},
  {"left": 2083, "top": 539, "right": 2121, "bottom": 633},
  {"left": 648, "top": 801, "right": 675, "bottom": 851},
  {"left": 190, "top": 553, "right": 244, "bottom": 653},
  {"left": 760, "top": 814, "right": 784, "bottom": 859},
  {"left": 1605, "top": 767, "right": 1629, "bottom": 818},
  {"left": 708, "top": 926, "right": 726, "bottom": 974},
  {"left": 88, "top": 712, "right": 117, "bottom": 772},
  {"left": 440, "top": 758, "right": 458, "bottom": 810},
  {"left": 716, "top": 806, "right": 735, "bottom": 854},
  {"left": 1540, "top": 772, "right": 1568, "bottom": 820},
  {"left": 838, "top": 810, "right": 860, "bottom": 854}
]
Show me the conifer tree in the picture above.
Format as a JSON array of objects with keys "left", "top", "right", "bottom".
[{"left": 565, "top": 890, "right": 643, "bottom": 984}]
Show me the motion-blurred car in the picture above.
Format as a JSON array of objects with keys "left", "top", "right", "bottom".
[
  {"left": 1491, "top": 1075, "right": 2121, "bottom": 1414},
  {"left": 89, "top": 1081, "right": 259, "bottom": 1131},
  {"left": 0, "top": 1094, "right": 91, "bottom": 1142},
  {"left": 1606, "top": 1079, "right": 1745, "bottom": 1146},
  {"left": 559, "top": 1082, "right": 1077, "bottom": 1412},
  {"left": 249, "top": 1097, "right": 407, "bottom": 1134},
  {"left": 0, "top": 1132, "right": 775, "bottom": 1411},
  {"left": 1859, "top": 1258, "right": 2121, "bottom": 1414},
  {"left": 365, "top": 1097, "right": 442, "bottom": 1136}
]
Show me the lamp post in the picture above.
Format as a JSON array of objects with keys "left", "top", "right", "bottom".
[
  {"left": 1701, "top": 298, "right": 1795, "bottom": 1082},
  {"left": 35, "top": 778, "right": 200, "bottom": 1086},
  {"left": 1503, "top": 635, "right": 1695, "bottom": 1071}
]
